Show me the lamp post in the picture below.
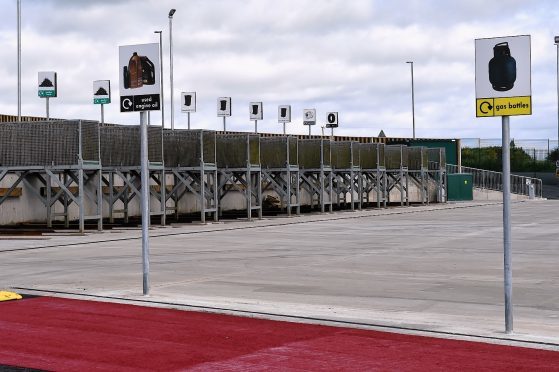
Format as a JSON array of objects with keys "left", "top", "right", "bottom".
[
  {"left": 154, "top": 31, "right": 165, "bottom": 128},
  {"left": 17, "top": 0, "right": 21, "bottom": 122},
  {"left": 406, "top": 61, "right": 415, "bottom": 139},
  {"left": 555, "top": 37, "right": 559, "bottom": 152},
  {"left": 168, "top": 8, "right": 176, "bottom": 130}
]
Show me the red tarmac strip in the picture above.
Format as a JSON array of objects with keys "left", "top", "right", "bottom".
[{"left": 1, "top": 297, "right": 558, "bottom": 371}]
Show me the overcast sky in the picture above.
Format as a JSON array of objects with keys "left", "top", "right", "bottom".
[{"left": 1, "top": 0, "right": 559, "bottom": 141}]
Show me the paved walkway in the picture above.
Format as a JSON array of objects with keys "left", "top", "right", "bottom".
[{"left": 1, "top": 200, "right": 558, "bottom": 348}]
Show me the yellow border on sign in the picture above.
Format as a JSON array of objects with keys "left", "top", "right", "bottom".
[{"left": 476, "top": 96, "right": 531, "bottom": 117}]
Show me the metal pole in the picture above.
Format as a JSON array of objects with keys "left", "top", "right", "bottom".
[
  {"left": 223, "top": 117, "right": 226, "bottom": 132},
  {"left": 154, "top": 31, "right": 165, "bottom": 128},
  {"left": 17, "top": 0, "right": 21, "bottom": 122},
  {"left": 254, "top": 120, "right": 257, "bottom": 133},
  {"left": 331, "top": 127, "right": 334, "bottom": 141},
  {"left": 556, "top": 39, "right": 559, "bottom": 152},
  {"left": 187, "top": 112, "right": 190, "bottom": 130},
  {"left": 101, "top": 104, "right": 104, "bottom": 124},
  {"left": 502, "top": 115, "right": 513, "bottom": 334},
  {"left": 46, "top": 97, "right": 49, "bottom": 120},
  {"left": 140, "top": 111, "right": 150, "bottom": 296},
  {"left": 283, "top": 123, "right": 286, "bottom": 135},
  {"left": 407, "top": 61, "right": 415, "bottom": 139},
  {"left": 169, "top": 10, "right": 176, "bottom": 130}
]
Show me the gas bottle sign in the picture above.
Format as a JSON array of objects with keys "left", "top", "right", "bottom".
[
  {"left": 119, "top": 43, "right": 161, "bottom": 112},
  {"left": 475, "top": 35, "right": 531, "bottom": 117}
]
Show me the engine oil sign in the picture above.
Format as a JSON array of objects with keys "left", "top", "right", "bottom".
[{"left": 475, "top": 35, "right": 531, "bottom": 117}]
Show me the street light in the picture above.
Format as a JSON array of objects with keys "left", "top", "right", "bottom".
[
  {"left": 555, "top": 36, "right": 559, "bottom": 152},
  {"left": 406, "top": 61, "right": 415, "bottom": 139},
  {"left": 154, "top": 31, "right": 165, "bottom": 128},
  {"left": 169, "top": 8, "right": 176, "bottom": 130},
  {"left": 17, "top": 0, "right": 21, "bottom": 122}
]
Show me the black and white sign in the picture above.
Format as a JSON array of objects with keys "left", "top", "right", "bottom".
[
  {"left": 217, "top": 97, "right": 231, "bottom": 117},
  {"left": 303, "top": 109, "right": 316, "bottom": 126},
  {"left": 326, "top": 112, "right": 338, "bottom": 128},
  {"left": 93, "top": 80, "right": 111, "bottom": 104},
  {"left": 181, "top": 92, "right": 196, "bottom": 112},
  {"left": 475, "top": 35, "right": 531, "bottom": 99},
  {"left": 119, "top": 43, "right": 161, "bottom": 112},
  {"left": 249, "top": 102, "right": 263, "bottom": 120},
  {"left": 38, "top": 71, "right": 57, "bottom": 98},
  {"left": 278, "top": 105, "right": 291, "bottom": 123}
]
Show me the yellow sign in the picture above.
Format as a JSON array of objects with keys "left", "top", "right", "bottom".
[{"left": 476, "top": 96, "right": 531, "bottom": 117}]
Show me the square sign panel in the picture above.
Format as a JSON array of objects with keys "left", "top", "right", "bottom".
[
  {"left": 475, "top": 35, "right": 531, "bottom": 117},
  {"left": 249, "top": 102, "right": 263, "bottom": 120},
  {"left": 325, "top": 112, "right": 338, "bottom": 128},
  {"left": 93, "top": 80, "right": 111, "bottom": 104},
  {"left": 303, "top": 108, "right": 316, "bottom": 126},
  {"left": 119, "top": 42, "right": 161, "bottom": 112},
  {"left": 217, "top": 97, "right": 231, "bottom": 117},
  {"left": 278, "top": 105, "right": 291, "bottom": 123},
  {"left": 38, "top": 71, "right": 57, "bottom": 98},
  {"left": 181, "top": 92, "right": 196, "bottom": 112}
]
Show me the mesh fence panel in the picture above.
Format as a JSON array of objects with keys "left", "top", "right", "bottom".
[
  {"left": 202, "top": 131, "right": 216, "bottom": 164},
  {"left": 351, "top": 142, "right": 360, "bottom": 167},
  {"left": 163, "top": 129, "right": 216, "bottom": 167},
  {"left": 385, "top": 145, "right": 409, "bottom": 169},
  {"left": 331, "top": 141, "right": 352, "bottom": 169},
  {"left": 298, "top": 139, "right": 331, "bottom": 169},
  {"left": 428, "top": 148, "right": 447, "bottom": 170},
  {"left": 148, "top": 126, "right": 163, "bottom": 163},
  {"left": 81, "top": 120, "right": 100, "bottom": 162},
  {"left": 378, "top": 143, "right": 385, "bottom": 168},
  {"left": 261, "top": 137, "right": 289, "bottom": 168},
  {"left": 408, "top": 146, "right": 428, "bottom": 170},
  {"left": 288, "top": 136, "right": 298, "bottom": 166},
  {"left": 0, "top": 120, "right": 99, "bottom": 166},
  {"left": 100, "top": 124, "right": 162, "bottom": 166},
  {"left": 359, "top": 143, "right": 385, "bottom": 169},
  {"left": 249, "top": 134, "right": 260, "bottom": 166},
  {"left": 323, "top": 140, "right": 331, "bottom": 167},
  {"left": 216, "top": 133, "right": 260, "bottom": 168},
  {"left": 100, "top": 125, "right": 139, "bottom": 166}
]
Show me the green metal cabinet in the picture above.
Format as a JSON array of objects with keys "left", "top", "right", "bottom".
[{"left": 447, "top": 173, "right": 473, "bottom": 201}]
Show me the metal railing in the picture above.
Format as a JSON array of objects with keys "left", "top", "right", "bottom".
[{"left": 446, "top": 164, "right": 542, "bottom": 198}]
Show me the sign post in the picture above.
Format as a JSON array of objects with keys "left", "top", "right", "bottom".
[
  {"left": 278, "top": 105, "right": 291, "bottom": 135},
  {"left": 303, "top": 109, "right": 316, "bottom": 138},
  {"left": 250, "top": 102, "right": 263, "bottom": 133},
  {"left": 119, "top": 42, "right": 161, "bottom": 296},
  {"left": 181, "top": 92, "right": 196, "bottom": 130},
  {"left": 475, "top": 35, "right": 532, "bottom": 334},
  {"left": 326, "top": 112, "right": 338, "bottom": 140},
  {"left": 38, "top": 71, "right": 57, "bottom": 120},
  {"left": 93, "top": 80, "right": 111, "bottom": 124},
  {"left": 217, "top": 97, "right": 231, "bottom": 131}
]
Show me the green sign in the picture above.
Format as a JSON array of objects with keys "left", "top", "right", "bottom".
[
  {"left": 38, "top": 90, "right": 56, "bottom": 98},
  {"left": 94, "top": 97, "right": 111, "bottom": 104}
]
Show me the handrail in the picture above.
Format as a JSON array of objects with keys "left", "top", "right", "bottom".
[{"left": 445, "top": 164, "right": 542, "bottom": 198}]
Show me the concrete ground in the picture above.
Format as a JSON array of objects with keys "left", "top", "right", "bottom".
[{"left": 1, "top": 200, "right": 558, "bottom": 348}]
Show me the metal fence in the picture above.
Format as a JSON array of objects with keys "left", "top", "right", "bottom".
[
  {"left": 462, "top": 138, "right": 558, "bottom": 161},
  {"left": 447, "top": 164, "right": 542, "bottom": 198},
  {"left": 0, "top": 120, "right": 99, "bottom": 166}
]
